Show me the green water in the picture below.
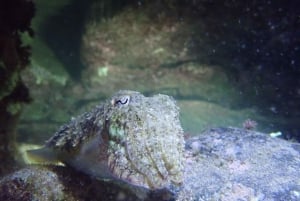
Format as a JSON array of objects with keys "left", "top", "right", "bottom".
[{"left": 18, "top": 0, "right": 300, "bottom": 144}]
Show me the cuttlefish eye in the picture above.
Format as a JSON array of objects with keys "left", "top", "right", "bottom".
[{"left": 111, "top": 95, "right": 130, "bottom": 106}]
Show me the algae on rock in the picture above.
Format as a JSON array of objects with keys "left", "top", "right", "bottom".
[{"left": 0, "top": 0, "right": 35, "bottom": 175}]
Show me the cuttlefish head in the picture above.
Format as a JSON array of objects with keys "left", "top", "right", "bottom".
[{"left": 103, "top": 90, "right": 185, "bottom": 189}]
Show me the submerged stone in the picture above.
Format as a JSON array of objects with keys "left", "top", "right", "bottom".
[
  {"left": 2, "top": 127, "right": 299, "bottom": 200},
  {"left": 180, "top": 127, "right": 300, "bottom": 201}
]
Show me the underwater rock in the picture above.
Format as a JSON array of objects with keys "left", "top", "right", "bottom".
[
  {"left": 2, "top": 127, "right": 300, "bottom": 200},
  {"left": 28, "top": 90, "right": 185, "bottom": 192},
  {"left": 180, "top": 127, "right": 300, "bottom": 201},
  {"left": 0, "top": 0, "right": 34, "bottom": 176},
  {"left": 0, "top": 165, "right": 175, "bottom": 201},
  {"left": 0, "top": 166, "right": 64, "bottom": 201},
  {"left": 80, "top": 1, "right": 238, "bottom": 107}
]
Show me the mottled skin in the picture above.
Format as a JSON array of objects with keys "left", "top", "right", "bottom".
[{"left": 37, "top": 90, "right": 185, "bottom": 189}]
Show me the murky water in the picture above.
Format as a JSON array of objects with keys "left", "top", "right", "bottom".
[{"left": 18, "top": 0, "right": 300, "bottom": 144}]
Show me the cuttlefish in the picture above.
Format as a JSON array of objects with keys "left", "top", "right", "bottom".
[{"left": 28, "top": 90, "right": 185, "bottom": 191}]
